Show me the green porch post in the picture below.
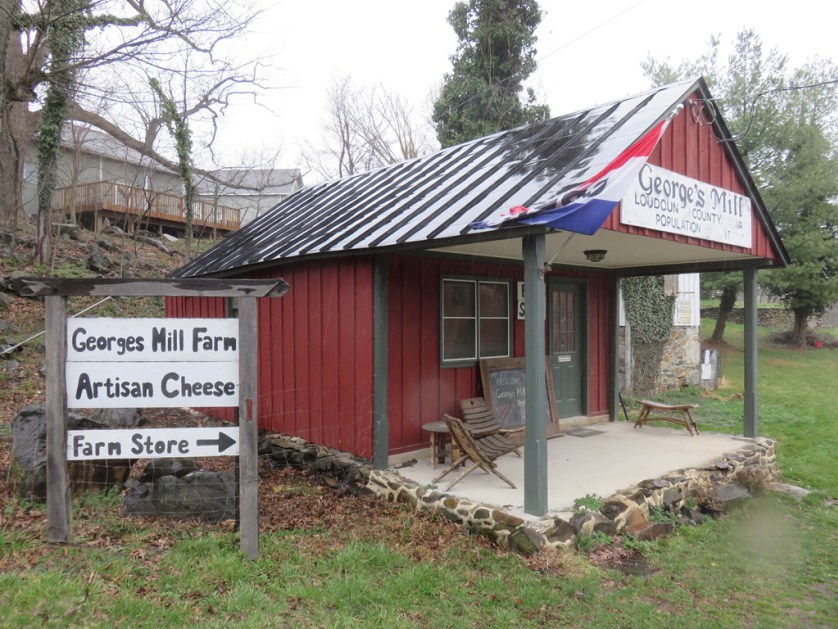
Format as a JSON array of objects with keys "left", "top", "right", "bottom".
[
  {"left": 523, "top": 234, "right": 547, "bottom": 515},
  {"left": 372, "top": 255, "right": 390, "bottom": 469},
  {"left": 743, "top": 265, "right": 759, "bottom": 438}
]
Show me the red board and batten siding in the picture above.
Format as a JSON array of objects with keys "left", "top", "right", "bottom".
[
  {"left": 253, "top": 259, "right": 375, "bottom": 457},
  {"left": 165, "top": 257, "right": 376, "bottom": 458},
  {"left": 166, "top": 254, "right": 614, "bottom": 458},
  {"left": 385, "top": 254, "right": 614, "bottom": 455},
  {"left": 605, "top": 95, "right": 780, "bottom": 262},
  {"left": 385, "top": 255, "right": 522, "bottom": 455}
]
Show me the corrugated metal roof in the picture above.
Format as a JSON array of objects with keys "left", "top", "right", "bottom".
[{"left": 174, "top": 80, "right": 698, "bottom": 278}]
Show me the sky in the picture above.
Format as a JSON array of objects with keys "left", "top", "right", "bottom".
[{"left": 211, "top": 0, "right": 838, "bottom": 175}]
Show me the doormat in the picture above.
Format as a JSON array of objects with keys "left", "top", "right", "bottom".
[{"left": 566, "top": 428, "right": 605, "bottom": 438}]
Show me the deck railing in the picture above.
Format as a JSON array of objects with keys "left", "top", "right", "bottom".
[{"left": 53, "top": 181, "right": 241, "bottom": 231}]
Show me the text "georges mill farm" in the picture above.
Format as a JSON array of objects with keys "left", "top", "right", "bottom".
[{"left": 66, "top": 318, "right": 240, "bottom": 408}]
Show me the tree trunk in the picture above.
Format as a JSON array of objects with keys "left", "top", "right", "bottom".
[
  {"left": 1, "top": 5, "right": 39, "bottom": 248},
  {"left": 36, "top": 209, "right": 51, "bottom": 263},
  {"left": 632, "top": 342, "right": 665, "bottom": 397},
  {"left": 710, "top": 284, "right": 738, "bottom": 343},
  {"left": 791, "top": 308, "right": 810, "bottom": 348},
  {"left": 0, "top": 129, "right": 24, "bottom": 239}
]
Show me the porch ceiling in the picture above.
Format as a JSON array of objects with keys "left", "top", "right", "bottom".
[
  {"left": 431, "top": 229, "right": 763, "bottom": 273},
  {"left": 392, "top": 421, "right": 745, "bottom": 519}
]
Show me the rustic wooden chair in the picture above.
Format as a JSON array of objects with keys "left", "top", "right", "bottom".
[
  {"left": 460, "top": 397, "right": 524, "bottom": 457},
  {"left": 433, "top": 414, "right": 518, "bottom": 491}
]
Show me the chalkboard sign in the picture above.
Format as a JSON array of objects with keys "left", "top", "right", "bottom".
[{"left": 480, "top": 357, "right": 560, "bottom": 437}]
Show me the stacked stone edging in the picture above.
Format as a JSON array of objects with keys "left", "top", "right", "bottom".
[
  {"left": 367, "top": 436, "right": 777, "bottom": 554},
  {"left": 658, "top": 326, "right": 700, "bottom": 390},
  {"left": 260, "top": 430, "right": 778, "bottom": 555}
]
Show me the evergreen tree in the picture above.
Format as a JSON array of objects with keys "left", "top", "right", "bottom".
[
  {"left": 759, "top": 123, "right": 838, "bottom": 345},
  {"left": 432, "top": 0, "right": 550, "bottom": 147},
  {"left": 643, "top": 30, "right": 838, "bottom": 346}
]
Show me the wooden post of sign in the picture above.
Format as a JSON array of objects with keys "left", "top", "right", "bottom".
[
  {"left": 238, "top": 296, "right": 259, "bottom": 559},
  {"left": 45, "top": 295, "right": 70, "bottom": 542}
]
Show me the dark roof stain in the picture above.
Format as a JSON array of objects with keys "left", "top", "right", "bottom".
[{"left": 173, "top": 80, "right": 701, "bottom": 277}]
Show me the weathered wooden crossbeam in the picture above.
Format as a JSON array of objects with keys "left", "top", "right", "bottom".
[{"left": 19, "top": 278, "right": 290, "bottom": 298}]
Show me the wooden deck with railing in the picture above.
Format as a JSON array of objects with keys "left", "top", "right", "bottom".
[{"left": 53, "top": 181, "right": 241, "bottom": 233}]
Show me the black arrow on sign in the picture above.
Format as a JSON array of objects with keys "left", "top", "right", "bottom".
[{"left": 196, "top": 431, "right": 237, "bottom": 453}]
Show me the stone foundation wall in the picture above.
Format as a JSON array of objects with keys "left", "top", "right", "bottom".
[
  {"left": 260, "top": 430, "right": 778, "bottom": 556},
  {"left": 658, "top": 326, "right": 701, "bottom": 390},
  {"left": 366, "top": 437, "right": 777, "bottom": 554}
]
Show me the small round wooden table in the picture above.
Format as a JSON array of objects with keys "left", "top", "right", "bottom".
[{"left": 422, "top": 421, "right": 460, "bottom": 469}]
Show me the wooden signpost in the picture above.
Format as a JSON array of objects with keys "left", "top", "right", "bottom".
[{"left": 23, "top": 278, "right": 288, "bottom": 560}]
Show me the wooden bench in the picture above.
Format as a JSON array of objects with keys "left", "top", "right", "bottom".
[{"left": 634, "top": 400, "right": 699, "bottom": 436}]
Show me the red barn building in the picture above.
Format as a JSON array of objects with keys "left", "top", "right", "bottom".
[{"left": 169, "top": 79, "right": 788, "bottom": 474}]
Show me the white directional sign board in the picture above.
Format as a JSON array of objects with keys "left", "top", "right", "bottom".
[
  {"left": 65, "top": 361, "right": 239, "bottom": 408},
  {"left": 65, "top": 318, "right": 239, "bottom": 408},
  {"left": 67, "top": 427, "right": 240, "bottom": 460},
  {"left": 67, "top": 318, "right": 239, "bottom": 361}
]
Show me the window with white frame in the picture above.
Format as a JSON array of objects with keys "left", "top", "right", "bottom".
[{"left": 441, "top": 278, "right": 510, "bottom": 364}]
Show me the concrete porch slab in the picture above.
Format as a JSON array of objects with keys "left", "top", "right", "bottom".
[{"left": 388, "top": 421, "right": 746, "bottom": 520}]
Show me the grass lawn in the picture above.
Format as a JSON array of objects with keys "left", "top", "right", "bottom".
[
  {"left": 1, "top": 320, "right": 836, "bottom": 627},
  {"left": 648, "top": 319, "right": 838, "bottom": 496}
]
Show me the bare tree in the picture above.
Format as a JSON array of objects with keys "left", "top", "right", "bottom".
[
  {"left": 1, "top": 0, "right": 268, "bottom": 256},
  {"left": 303, "top": 75, "right": 436, "bottom": 182}
]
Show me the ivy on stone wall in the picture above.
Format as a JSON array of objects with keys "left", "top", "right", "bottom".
[{"left": 622, "top": 276, "right": 676, "bottom": 396}]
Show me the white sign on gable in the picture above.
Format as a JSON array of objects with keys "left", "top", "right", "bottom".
[
  {"left": 67, "top": 318, "right": 238, "bottom": 362},
  {"left": 621, "top": 163, "right": 753, "bottom": 248}
]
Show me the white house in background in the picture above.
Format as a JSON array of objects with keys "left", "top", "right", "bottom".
[
  {"left": 195, "top": 168, "right": 304, "bottom": 226},
  {"left": 24, "top": 125, "right": 240, "bottom": 236},
  {"left": 23, "top": 125, "right": 181, "bottom": 221},
  {"left": 24, "top": 125, "right": 302, "bottom": 236},
  {"left": 618, "top": 273, "right": 702, "bottom": 392}
]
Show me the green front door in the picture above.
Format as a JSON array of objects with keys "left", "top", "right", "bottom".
[{"left": 548, "top": 279, "right": 585, "bottom": 418}]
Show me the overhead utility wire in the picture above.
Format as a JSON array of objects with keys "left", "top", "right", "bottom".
[
  {"left": 690, "top": 78, "right": 838, "bottom": 143},
  {"left": 537, "top": 0, "right": 650, "bottom": 64}
]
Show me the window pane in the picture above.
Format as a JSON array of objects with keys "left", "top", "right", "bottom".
[
  {"left": 551, "top": 291, "right": 561, "bottom": 353},
  {"left": 443, "top": 280, "right": 475, "bottom": 317},
  {"left": 479, "top": 283, "right": 508, "bottom": 317},
  {"left": 479, "top": 319, "right": 509, "bottom": 358},
  {"left": 558, "top": 290, "right": 574, "bottom": 353},
  {"left": 444, "top": 320, "right": 476, "bottom": 360}
]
